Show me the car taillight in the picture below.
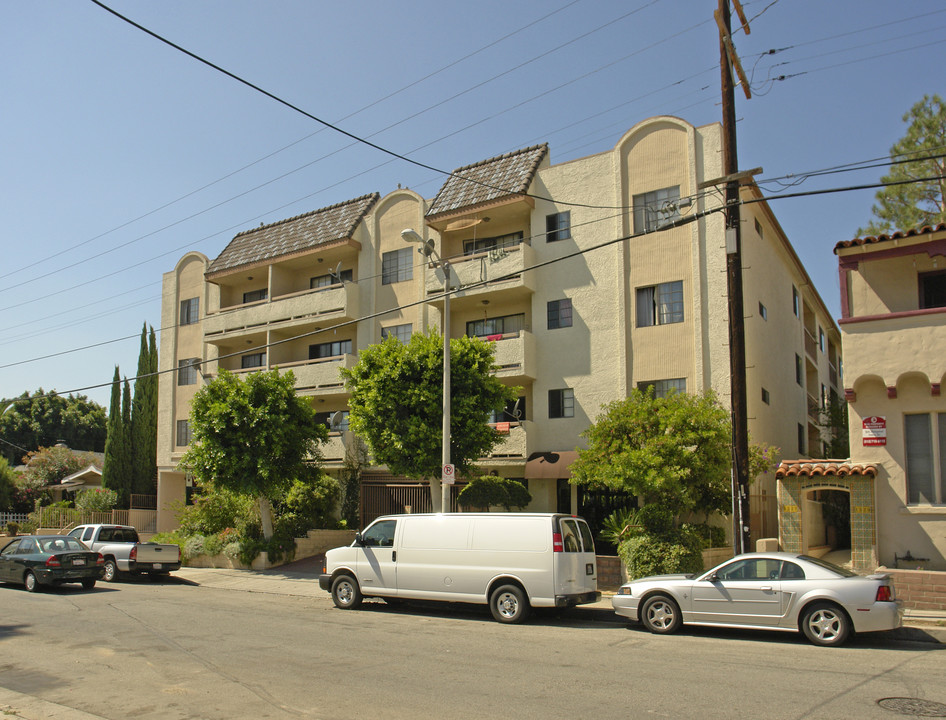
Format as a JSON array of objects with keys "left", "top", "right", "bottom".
[
  {"left": 45, "top": 556, "right": 61, "bottom": 568},
  {"left": 552, "top": 532, "right": 563, "bottom": 552},
  {"left": 876, "top": 585, "right": 893, "bottom": 602},
  {"left": 96, "top": 553, "right": 105, "bottom": 566},
  {"left": 130, "top": 546, "right": 137, "bottom": 561}
]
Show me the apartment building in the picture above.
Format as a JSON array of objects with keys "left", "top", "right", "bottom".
[{"left": 156, "top": 115, "right": 841, "bottom": 538}]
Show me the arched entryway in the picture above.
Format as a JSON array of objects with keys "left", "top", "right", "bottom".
[{"left": 775, "top": 461, "right": 878, "bottom": 572}]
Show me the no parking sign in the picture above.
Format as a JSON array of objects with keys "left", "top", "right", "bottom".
[{"left": 442, "top": 463, "right": 456, "bottom": 485}]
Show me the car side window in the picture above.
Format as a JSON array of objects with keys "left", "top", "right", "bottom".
[
  {"left": 82, "top": 527, "right": 95, "bottom": 542},
  {"left": 17, "top": 539, "right": 37, "bottom": 554},
  {"left": 1, "top": 540, "right": 20, "bottom": 556},
  {"left": 781, "top": 561, "right": 805, "bottom": 580},
  {"left": 98, "top": 528, "right": 113, "bottom": 542},
  {"left": 362, "top": 520, "right": 397, "bottom": 547}
]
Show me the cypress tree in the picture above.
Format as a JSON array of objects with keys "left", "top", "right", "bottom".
[
  {"left": 101, "top": 367, "right": 127, "bottom": 506},
  {"left": 121, "top": 377, "right": 134, "bottom": 501},
  {"left": 131, "top": 323, "right": 157, "bottom": 495}
]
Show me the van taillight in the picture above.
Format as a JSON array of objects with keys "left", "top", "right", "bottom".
[
  {"left": 552, "top": 532, "right": 563, "bottom": 552},
  {"left": 876, "top": 585, "right": 893, "bottom": 602}
]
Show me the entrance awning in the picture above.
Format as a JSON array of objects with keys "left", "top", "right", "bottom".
[{"left": 525, "top": 451, "right": 578, "bottom": 479}]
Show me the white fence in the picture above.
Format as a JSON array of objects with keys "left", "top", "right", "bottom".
[{"left": 1, "top": 512, "right": 30, "bottom": 527}]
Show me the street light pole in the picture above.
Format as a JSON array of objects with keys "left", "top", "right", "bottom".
[{"left": 402, "top": 228, "right": 452, "bottom": 513}]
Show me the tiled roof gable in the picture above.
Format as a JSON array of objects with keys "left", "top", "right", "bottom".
[
  {"left": 834, "top": 222, "right": 946, "bottom": 253},
  {"left": 207, "top": 193, "right": 380, "bottom": 275},
  {"left": 427, "top": 144, "right": 548, "bottom": 218},
  {"left": 775, "top": 460, "right": 878, "bottom": 479}
]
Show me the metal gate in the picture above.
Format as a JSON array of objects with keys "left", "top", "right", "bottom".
[{"left": 360, "top": 481, "right": 462, "bottom": 528}]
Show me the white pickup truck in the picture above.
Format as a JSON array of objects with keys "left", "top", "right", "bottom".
[{"left": 68, "top": 524, "right": 181, "bottom": 581}]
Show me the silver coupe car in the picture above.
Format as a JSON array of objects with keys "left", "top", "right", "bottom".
[{"left": 612, "top": 552, "right": 902, "bottom": 646}]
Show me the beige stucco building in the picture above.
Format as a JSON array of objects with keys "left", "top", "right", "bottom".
[
  {"left": 156, "top": 116, "right": 841, "bottom": 539},
  {"left": 826, "top": 222, "right": 946, "bottom": 570}
]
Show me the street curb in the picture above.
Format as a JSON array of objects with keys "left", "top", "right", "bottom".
[{"left": 0, "top": 688, "right": 109, "bottom": 720}]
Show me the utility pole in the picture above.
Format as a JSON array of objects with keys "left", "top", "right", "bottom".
[{"left": 717, "top": 0, "right": 751, "bottom": 555}]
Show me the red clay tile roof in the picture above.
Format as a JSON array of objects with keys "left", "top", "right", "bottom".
[
  {"left": 833, "top": 222, "right": 946, "bottom": 253},
  {"left": 775, "top": 460, "right": 878, "bottom": 479},
  {"left": 427, "top": 144, "right": 548, "bottom": 219},
  {"left": 207, "top": 193, "right": 380, "bottom": 276}
]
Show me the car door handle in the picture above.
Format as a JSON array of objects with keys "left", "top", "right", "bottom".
[
  {"left": 392, "top": 551, "right": 397, "bottom": 562},
  {"left": 761, "top": 585, "right": 773, "bottom": 592}
]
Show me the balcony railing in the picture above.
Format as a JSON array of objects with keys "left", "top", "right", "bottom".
[
  {"left": 474, "top": 330, "right": 536, "bottom": 381},
  {"left": 281, "top": 353, "right": 356, "bottom": 393},
  {"left": 486, "top": 421, "right": 532, "bottom": 459},
  {"left": 427, "top": 243, "right": 536, "bottom": 299},
  {"left": 804, "top": 328, "right": 817, "bottom": 360}
]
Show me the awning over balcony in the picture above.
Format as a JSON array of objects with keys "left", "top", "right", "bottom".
[{"left": 525, "top": 451, "right": 577, "bottom": 479}]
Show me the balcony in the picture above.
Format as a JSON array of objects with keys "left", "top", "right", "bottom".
[
  {"left": 804, "top": 328, "right": 817, "bottom": 360},
  {"left": 427, "top": 243, "right": 536, "bottom": 306},
  {"left": 485, "top": 421, "right": 532, "bottom": 460},
  {"left": 319, "top": 433, "right": 347, "bottom": 463},
  {"left": 277, "top": 353, "right": 356, "bottom": 394},
  {"left": 841, "top": 309, "right": 946, "bottom": 386},
  {"left": 203, "top": 283, "right": 359, "bottom": 340}
]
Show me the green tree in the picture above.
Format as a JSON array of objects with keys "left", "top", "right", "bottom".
[
  {"left": 131, "top": 323, "right": 158, "bottom": 495},
  {"left": 457, "top": 475, "right": 531, "bottom": 511},
  {"left": 0, "top": 456, "right": 16, "bottom": 510},
  {"left": 858, "top": 94, "right": 946, "bottom": 236},
  {"left": 341, "top": 330, "right": 518, "bottom": 511},
  {"left": 181, "top": 369, "right": 328, "bottom": 539},
  {"left": 0, "top": 389, "right": 106, "bottom": 465},
  {"left": 818, "top": 396, "right": 850, "bottom": 459},
  {"left": 101, "top": 367, "right": 132, "bottom": 507},
  {"left": 21, "top": 445, "right": 99, "bottom": 488}
]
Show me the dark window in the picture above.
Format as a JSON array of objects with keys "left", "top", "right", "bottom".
[
  {"left": 636, "top": 281, "right": 684, "bottom": 326},
  {"left": 382, "top": 248, "right": 413, "bottom": 285},
  {"left": 243, "top": 288, "right": 268, "bottom": 304},
  {"left": 314, "top": 410, "right": 350, "bottom": 431},
  {"left": 463, "top": 232, "right": 523, "bottom": 256},
  {"left": 547, "top": 299, "right": 573, "bottom": 329},
  {"left": 638, "top": 379, "right": 686, "bottom": 399},
  {"left": 754, "top": 217, "right": 764, "bottom": 238},
  {"left": 381, "top": 324, "right": 412, "bottom": 344},
  {"left": 180, "top": 297, "right": 199, "bottom": 325},
  {"left": 241, "top": 352, "right": 265, "bottom": 369},
  {"left": 309, "top": 340, "right": 352, "bottom": 360},
  {"left": 905, "top": 413, "right": 935, "bottom": 504},
  {"left": 795, "top": 354, "right": 803, "bottom": 385},
  {"left": 797, "top": 423, "right": 806, "bottom": 455},
  {"left": 781, "top": 562, "right": 805, "bottom": 580},
  {"left": 792, "top": 285, "right": 800, "bottom": 317},
  {"left": 177, "top": 358, "right": 200, "bottom": 386},
  {"left": 466, "top": 313, "right": 525, "bottom": 338},
  {"left": 633, "top": 186, "right": 680, "bottom": 233},
  {"left": 761, "top": 387, "right": 770, "bottom": 405},
  {"left": 819, "top": 327, "right": 825, "bottom": 352},
  {"left": 546, "top": 212, "right": 571, "bottom": 242},
  {"left": 489, "top": 397, "right": 527, "bottom": 424},
  {"left": 176, "top": 420, "right": 192, "bottom": 447},
  {"left": 549, "top": 389, "right": 575, "bottom": 419},
  {"left": 759, "top": 302, "right": 767, "bottom": 320},
  {"left": 311, "top": 269, "right": 352, "bottom": 289},
  {"left": 920, "top": 271, "right": 946, "bottom": 309}
]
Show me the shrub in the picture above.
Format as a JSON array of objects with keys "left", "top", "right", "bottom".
[
  {"left": 457, "top": 476, "right": 531, "bottom": 511},
  {"left": 272, "top": 473, "right": 340, "bottom": 539},
  {"left": 202, "top": 533, "right": 225, "bottom": 557},
  {"left": 618, "top": 527, "right": 705, "bottom": 580},
  {"left": 6, "top": 522, "right": 19, "bottom": 536},
  {"left": 177, "top": 490, "right": 256, "bottom": 536},
  {"left": 75, "top": 487, "right": 118, "bottom": 513},
  {"left": 222, "top": 541, "right": 242, "bottom": 560},
  {"left": 182, "top": 535, "right": 207, "bottom": 561},
  {"left": 599, "top": 507, "right": 642, "bottom": 546},
  {"left": 681, "top": 522, "right": 727, "bottom": 549}
]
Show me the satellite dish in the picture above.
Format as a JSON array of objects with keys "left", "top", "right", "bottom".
[
  {"left": 329, "top": 262, "right": 343, "bottom": 282},
  {"left": 511, "top": 398, "right": 523, "bottom": 420},
  {"left": 329, "top": 411, "right": 343, "bottom": 429}
]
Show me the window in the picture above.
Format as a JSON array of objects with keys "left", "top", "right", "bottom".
[
  {"left": 759, "top": 302, "right": 767, "bottom": 321},
  {"left": 311, "top": 269, "right": 352, "bottom": 289},
  {"left": 819, "top": 327, "right": 825, "bottom": 352},
  {"left": 792, "top": 285, "right": 800, "bottom": 317},
  {"left": 180, "top": 297, "right": 199, "bottom": 325},
  {"left": 547, "top": 299, "right": 573, "bottom": 329},
  {"left": 241, "top": 352, "right": 265, "bottom": 369},
  {"left": 466, "top": 313, "right": 525, "bottom": 338},
  {"left": 633, "top": 186, "right": 680, "bottom": 233},
  {"left": 382, "top": 248, "right": 413, "bottom": 285},
  {"left": 243, "top": 288, "right": 268, "bottom": 304},
  {"left": 489, "top": 397, "right": 527, "bottom": 424},
  {"left": 315, "top": 410, "right": 350, "bottom": 432},
  {"left": 761, "top": 387, "right": 770, "bottom": 405},
  {"left": 821, "top": 383, "right": 828, "bottom": 409},
  {"left": 309, "top": 339, "right": 352, "bottom": 360},
  {"left": 549, "top": 388, "right": 575, "bottom": 419},
  {"left": 176, "top": 420, "right": 192, "bottom": 447},
  {"left": 754, "top": 217, "right": 764, "bottom": 238},
  {"left": 177, "top": 358, "right": 200, "bottom": 386},
  {"left": 638, "top": 379, "right": 686, "bottom": 398},
  {"left": 381, "top": 324, "right": 412, "bottom": 344},
  {"left": 919, "top": 271, "right": 946, "bottom": 309},
  {"left": 546, "top": 212, "right": 571, "bottom": 242},
  {"left": 463, "top": 232, "right": 523, "bottom": 256},
  {"left": 797, "top": 423, "right": 806, "bottom": 456},
  {"left": 795, "top": 354, "right": 803, "bottom": 385},
  {"left": 636, "top": 281, "right": 684, "bottom": 327},
  {"left": 362, "top": 519, "right": 396, "bottom": 547},
  {"left": 904, "top": 413, "right": 946, "bottom": 505}
]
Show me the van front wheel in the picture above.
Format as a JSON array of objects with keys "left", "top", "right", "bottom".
[
  {"left": 490, "top": 584, "right": 530, "bottom": 624},
  {"left": 331, "top": 574, "right": 363, "bottom": 610}
]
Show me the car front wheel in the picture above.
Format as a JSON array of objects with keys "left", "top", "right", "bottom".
[
  {"left": 640, "top": 594, "right": 682, "bottom": 634},
  {"left": 331, "top": 574, "right": 363, "bottom": 609},
  {"left": 801, "top": 602, "right": 850, "bottom": 646}
]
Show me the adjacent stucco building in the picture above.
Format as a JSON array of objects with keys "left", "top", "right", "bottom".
[{"left": 156, "top": 116, "right": 841, "bottom": 539}]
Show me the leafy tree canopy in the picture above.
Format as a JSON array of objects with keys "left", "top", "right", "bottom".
[
  {"left": 0, "top": 456, "right": 17, "bottom": 510},
  {"left": 858, "top": 94, "right": 946, "bottom": 236},
  {"left": 21, "top": 445, "right": 100, "bottom": 488},
  {"left": 0, "top": 389, "right": 106, "bottom": 465},
  {"left": 458, "top": 475, "right": 531, "bottom": 511},
  {"left": 341, "top": 330, "right": 518, "bottom": 486}
]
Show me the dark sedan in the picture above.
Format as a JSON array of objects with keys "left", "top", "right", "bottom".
[{"left": 0, "top": 535, "right": 105, "bottom": 592}]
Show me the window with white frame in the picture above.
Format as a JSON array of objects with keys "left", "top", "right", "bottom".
[
  {"left": 381, "top": 324, "right": 412, "bottom": 344},
  {"left": 546, "top": 212, "right": 571, "bottom": 242},
  {"left": 176, "top": 419, "right": 192, "bottom": 447},
  {"left": 180, "top": 297, "right": 199, "bottom": 325},
  {"left": 638, "top": 378, "right": 686, "bottom": 398},
  {"left": 633, "top": 186, "right": 680, "bottom": 233},
  {"left": 309, "top": 339, "right": 352, "bottom": 360},
  {"left": 381, "top": 248, "right": 413, "bottom": 285},
  {"left": 549, "top": 388, "right": 574, "bottom": 419},
  {"left": 636, "top": 281, "right": 684, "bottom": 327},
  {"left": 904, "top": 413, "right": 946, "bottom": 504},
  {"left": 177, "top": 358, "right": 200, "bottom": 386}
]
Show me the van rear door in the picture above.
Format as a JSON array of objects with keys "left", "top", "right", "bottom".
[{"left": 553, "top": 516, "right": 598, "bottom": 601}]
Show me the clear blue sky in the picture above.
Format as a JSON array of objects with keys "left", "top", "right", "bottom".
[{"left": 2, "top": 0, "right": 944, "bottom": 409}]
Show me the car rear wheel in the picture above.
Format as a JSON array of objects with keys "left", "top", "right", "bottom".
[
  {"left": 489, "top": 584, "right": 530, "bottom": 624},
  {"left": 24, "top": 571, "right": 40, "bottom": 593},
  {"left": 801, "top": 602, "right": 850, "bottom": 646},
  {"left": 81, "top": 579, "right": 96, "bottom": 590},
  {"left": 103, "top": 559, "right": 119, "bottom": 582},
  {"left": 331, "top": 574, "right": 363, "bottom": 609},
  {"left": 640, "top": 594, "right": 682, "bottom": 634}
]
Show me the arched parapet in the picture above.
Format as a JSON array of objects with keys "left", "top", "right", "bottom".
[{"left": 174, "top": 250, "right": 209, "bottom": 277}]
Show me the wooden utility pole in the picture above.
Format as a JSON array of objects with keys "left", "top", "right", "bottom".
[{"left": 717, "top": 0, "right": 751, "bottom": 555}]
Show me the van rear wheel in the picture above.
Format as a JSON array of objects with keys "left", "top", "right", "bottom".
[
  {"left": 490, "top": 584, "right": 530, "bottom": 624},
  {"left": 331, "top": 574, "right": 363, "bottom": 610}
]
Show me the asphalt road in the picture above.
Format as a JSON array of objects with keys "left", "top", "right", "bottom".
[{"left": 1, "top": 573, "right": 945, "bottom": 720}]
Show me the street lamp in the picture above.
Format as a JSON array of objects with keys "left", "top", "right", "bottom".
[{"left": 401, "top": 228, "right": 453, "bottom": 513}]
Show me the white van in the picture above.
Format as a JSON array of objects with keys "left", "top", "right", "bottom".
[{"left": 319, "top": 513, "right": 599, "bottom": 623}]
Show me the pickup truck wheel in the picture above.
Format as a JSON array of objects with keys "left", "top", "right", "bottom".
[
  {"left": 24, "top": 571, "right": 41, "bottom": 593},
  {"left": 103, "top": 559, "right": 119, "bottom": 582},
  {"left": 331, "top": 574, "right": 363, "bottom": 609}
]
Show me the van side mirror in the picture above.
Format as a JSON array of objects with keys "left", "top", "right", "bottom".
[{"left": 354, "top": 532, "right": 364, "bottom": 546}]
